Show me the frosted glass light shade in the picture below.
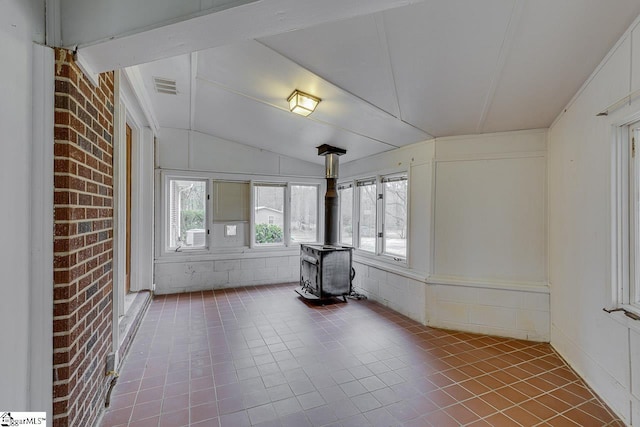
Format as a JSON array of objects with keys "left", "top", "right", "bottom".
[{"left": 287, "top": 90, "right": 320, "bottom": 117}]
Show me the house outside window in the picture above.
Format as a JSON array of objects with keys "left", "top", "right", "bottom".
[{"left": 254, "top": 184, "right": 285, "bottom": 245}]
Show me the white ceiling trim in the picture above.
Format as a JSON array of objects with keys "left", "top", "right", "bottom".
[
  {"left": 122, "top": 67, "right": 160, "bottom": 132},
  {"left": 476, "top": 0, "right": 525, "bottom": 133},
  {"left": 74, "top": 0, "right": 427, "bottom": 73}
]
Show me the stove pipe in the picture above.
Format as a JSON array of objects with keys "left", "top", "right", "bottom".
[{"left": 318, "top": 144, "right": 346, "bottom": 246}]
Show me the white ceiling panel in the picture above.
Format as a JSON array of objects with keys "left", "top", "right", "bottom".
[
  {"left": 482, "top": 0, "right": 640, "bottom": 133},
  {"left": 126, "top": 0, "right": 640, "bottom": 165},
  {"left": 136, "top": 54, "right": 191, "bottom": 129},
  {"left": 196, "top": 41, "right": 430, "bottom": 146},
  {"left": 193, "top": 82, "right": 395, "bottom": 164},
  {"left": 259, "top": 13, "right": 401, "bottom": 117},
  {"left": 383, "top": 0, "right": 515, "bottom": 136}
]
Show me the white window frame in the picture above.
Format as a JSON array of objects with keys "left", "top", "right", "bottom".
[
  {"left": 338, "top": 182, "right": 354, "bottom": 246},
  {"left": 251, "top": 182, "right": 287, "bottom": 248},
  {"left": 347, "top": 172, "right": 409, "bottom": 263},
  {"left": 289, "top": 183, "right": 320, "bottom": 245},
  {"left": 381, "top": 173, "right": 409, "bottom": 260},
  {"left": 250, "top": 182, "right": 321, "bottom": 248},
  {"left": 612, "top": 118, "right": 640, "bottom": 315},
  {"left": 164, "top": 175, "right": 209, "bottom": 253},
  {"left": 356, "top": 178, "right": 378, "bottom": 254}
]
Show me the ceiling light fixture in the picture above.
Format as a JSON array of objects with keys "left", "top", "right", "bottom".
[{"left": 287, "top": 90, "right": 320, "bottom": 117}]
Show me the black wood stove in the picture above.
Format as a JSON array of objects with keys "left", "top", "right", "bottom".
[{"left": 296, "top": 145, "right": 354, "bottom": 301}]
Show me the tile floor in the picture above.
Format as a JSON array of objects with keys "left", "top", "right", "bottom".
[{"left": 100, "top": 283, "right": 624, "bottom": 426}]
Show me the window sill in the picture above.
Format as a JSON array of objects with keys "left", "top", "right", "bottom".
[
  {"left": 353, "top": 252, "right": 426, "bottom": 283},
  {"left": 156, "top": 246, "right": 300, "bottom": 262},
  {"left": 604, "top": 304, "right": 640, "bottom": 333}
]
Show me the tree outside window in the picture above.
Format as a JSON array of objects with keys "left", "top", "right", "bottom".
[
  {"left": 339, "top": 184, "right": 353, "bottom": 246},
  {"left": 383, "top": 177, "right": 407, "bottom": 258},
  {"left": 168, "top": 179, "right": 206, "bottom": 249},
  {"left": 290, "top": 185, "right": 318, "bottom": 243},
  {"left": 358, "top": 181, "right": 377, "bottom": 252}
]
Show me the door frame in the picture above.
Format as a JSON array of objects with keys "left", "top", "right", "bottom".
[
  {"left": 112, "top": 70, "right": 155, "bottom": 356},
  {"left": 30, "top": 43, "right": 54, "bottom": 416}
]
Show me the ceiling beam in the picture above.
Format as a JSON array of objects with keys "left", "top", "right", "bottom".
[{"left": 72, "top": 0, "right": 425, "bottom": 74}]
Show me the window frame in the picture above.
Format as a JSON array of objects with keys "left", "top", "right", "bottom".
[
  {"left": 356, "top": 178, "right": 378, "bottom": 253},
  {"left": 164, "top": 175, "right": 209, "bottom": 253},
  {"left": 341, "top": 172, "right": 409, "bottom": 264},
  {"left": 612, "top": 118, "right": 640, "bottom": 316},
  {"left": 249, "top": 181, "right": 322, "bottom": 249},
  {"left": 251, "top": 182, "right": 287, "bottom": 248},
  {"left": 289, "top": 183, "right": 320, "bottom": 245},
  {"left": 628, "top": 122, "right": 640, "bottom": 309},
  {"left": 338, "top": 182, "right": 354, "bottom": 246},
  {"left": 381, "top": 173, "right": 409, "bottom": 260}
]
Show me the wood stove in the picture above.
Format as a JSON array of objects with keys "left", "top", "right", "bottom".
[
  {"left": 299, "top": 244, "right": 353, "bottom": 300},
  {"left": 296, "top": 144, "right": 354, "bottom": 301}
]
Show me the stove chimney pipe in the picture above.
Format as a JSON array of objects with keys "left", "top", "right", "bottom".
[{"left": 318, "top": 144, "right": 346, "bottom": 246}]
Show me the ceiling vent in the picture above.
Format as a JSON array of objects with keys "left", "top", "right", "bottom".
[{"left": 153, "top": 77, "right": 177, "bottom": 95}]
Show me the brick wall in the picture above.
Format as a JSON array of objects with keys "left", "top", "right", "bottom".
[{"left": 53, "top": 48, "right": 115, "bottom": 427}]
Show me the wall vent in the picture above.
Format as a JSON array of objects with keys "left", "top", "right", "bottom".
[{"left": 153, "top": 77, "right": 177, "bottom": 95}]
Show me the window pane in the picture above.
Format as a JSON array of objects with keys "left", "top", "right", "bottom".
[
  {"left": 254, "top": 185, "right": 284, "bottom": 245},
  {"left": 339, "top": 186, "right": 353, "bottom": 246},
  {"left": 291, "top": 185, "right": 318, "bottom": 243},
  {"left": 168, "top": 179, "right": 206, "bottom": 249},
  {"left": 384, "top": 178, "right": 407, "bottom": 258},
  {"left": 358, "top": 182, "right": 377, "bottom": 252}
]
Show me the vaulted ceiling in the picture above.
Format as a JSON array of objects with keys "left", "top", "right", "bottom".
[{"left": 129, "top": 0, "right": 640, "bottom": 165}]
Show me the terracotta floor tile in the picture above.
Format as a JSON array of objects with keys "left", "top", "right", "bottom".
[
  {"left": 499, "top": 386, "right": 530, "bottom": 404},
  {"left": 519, "top": 398, "right": 558, "bottom": 421},
  {"left": 562, "top": 407, "right": 610, "bottom": 426},
  {"left": 503, "top": 405, "right": 542, "bottom": 425},
  {"left": 481, "top": 391, "right": 515, "bottom": 411},
  {"left": 463, "top": 397, "right": 499, "bottom": 418},
  {"left": 443, "top": 403, "right": 478, "bottom": 425},
  {"left": 98, "top": 284, "right": 623, "bottom": 427}
]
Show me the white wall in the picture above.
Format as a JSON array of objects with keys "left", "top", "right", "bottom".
[
  {"left": 342, "top": 140, "right": 434, "bottom": 323},
  {"left": 154, "top": 128, "right": 324, "bottom": 294},
  {"left": 548, "top": 15, "right": 640, "bottom": 424},
  {"left": 342, "top": 131, "right": 549, "bottom": 340},
  {"left": 428, "top": 130, "right": 549, "bottom": 341},
  {"left": 0, "top": 0, "right": 47, "bottom": 413}
]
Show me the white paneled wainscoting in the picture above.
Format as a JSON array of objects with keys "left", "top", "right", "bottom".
[
  {"left": 351, "top": 261, "right": 549, "bottom": 342},
  {"left": 154, "top": 253, "right": 301, "bottom": 294}
]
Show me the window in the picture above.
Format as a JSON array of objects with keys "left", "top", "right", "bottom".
[
  {"left": 348, "top": 173, "right": 408, "bottom": 261},
  {"left": 167, "top": 178, "right": 207, "bottom": 250},
  {"left": 613, "top": 120, "right": 640, "bottom": 313},
  {"left": 628, "top": 122, "right": 640, "bottom": 308},
  {"left": 290, "top": 185, "right": 318, "bottom": 243},
  {"left": 338, "top": 183, "right": 353, "bottom": 246},
  {"left": 357, "top": 179, "right": 377, "bottom": 252},
  {"left": 382, "top": 175, "right": 408, "bottom": 258},
  {"left": 254, "top": 184, "right": 285, "bottom": 245}
]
